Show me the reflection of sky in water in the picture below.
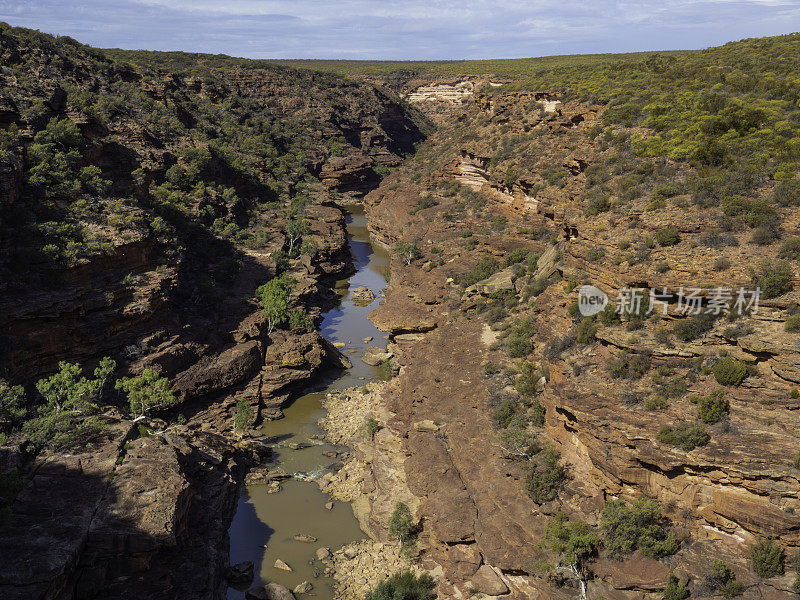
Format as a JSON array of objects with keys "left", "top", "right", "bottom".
[{"left": 227, "top": 206, "right": 390, "bottom": 600}]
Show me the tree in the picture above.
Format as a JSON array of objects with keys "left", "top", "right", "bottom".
[
  {"left": 394, "top": 241, "right": 422, "bottom": 266},
  {"left": 546, "top": 513, "right": 600, "bottom": 599},
  {"left": 751, "top": 537, "right": 784, "bottom": 578},
  {"left": 389, "top": 502, "right": 416, "bottom": 551},
  {"left": 285, "top": 216, "right": 309, "bottom": 256},
  {"left": 0, "top": 381, "right": 26, "bottom": 428},
  {"left": 256, "top": 273, "right": 295, "bottom": 334},
  {"left": 116, "top": 368, "right": 176, "bottom": 418},
  {"left": 601, "top": 497, "right": 680, "bottom": 560},
  {"left": 234, "top": 399, "right": 253, "bottom": 435},
  {"left": 662, "top": 573, "right": 690, "bottom": 600}
]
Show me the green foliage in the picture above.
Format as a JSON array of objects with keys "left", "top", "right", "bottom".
[
  {"left": 662, "top": 573, "right": 689, "bottom": 600},
  {"left": 599, "top": 303, "right": 621, "bottom": 326},
  {"left": 712, "top": 356, "right": 748, "bottom": 386},
  {"left": 657, "top": 422, "right": 710, "bottom": 451},
  {"left": 692, "top": 389, "right": 729, "bottom": 424},
  {"left": 288, "top": 310, "right": 315, "bottom": 332},
  {"left": 234, "top": 399, "right": 253, "bottom": 435},
  {"left": 705, "top": 560, "right": 744, "bottom": 598},
  {"left": 673, "top": 312, "right": 716, "bottom": 341},
  {"left": 751, "top": 537, "right": 784, "bottom": 578},
  {"left": 794, "top": 451, "right": 800, "bottom": 469},
  {"left": 285, "top": 216, "right": 310, "bottom": 256},
  {"left": 607, "top": 351, "right": 650, "bottom": 379},
  {"left": 514, "top": 361, "right": 543, "bottom": 397},
  {"left": 778, "top": 237, "right": 800, "bottom": 261},
  {"left": 388, "top": 502, "right": 416, "bottom": 553},
  {"left": 493, "top": 398, "right": 519, "bottom": 429},
  {"left": 0, "top": 381, "right": 26, "bottom": 427},
  {"left": 363, "top": 571, "right": 436, "bottom": 600},
  {"left": 774, "top": 178, "right": 800, "bottom": 207},
  {"left": 576, "top": 316, "right": 599, "bottom": 344},
  {"left": 394, "top": 241, "right": 422, "bottom": 265},
  {"left": 255, "top": 273, "right": 295, "bottom": 334},
  {"left": 24, "top": 360, "right": 112, "bottom": 449},
  {"left": 655, "top": 227, "right": 681, "bottom": 247},
  {"left": 524, "top": 447, "right": 564, "bottom": 504},
  {"left": 600, "top": 497, "right": 680, "bottom": 560},
  {"left": 546, "top": 513, "right": 600, "bottom": 566},
  {"left": 116, "top": 367, "right": 176, "bottom": 417},
  {"left": 366, "top": 416, "right": 381, "bottom": 438},
  {"left": 461, "top": 255, "right": 499, "bottom": 287},
  {"left": 502, "top": 248, "right": 529, "bottom": 268},
  {"left": 751, "top": 260, "right": 793, "bottom": 299},
  {"left": 506, "top": 316, "right": 537, "bottom": 358}
]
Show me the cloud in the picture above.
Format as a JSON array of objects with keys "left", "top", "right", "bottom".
[{"left": 0, "top": 0, "right": 797, "bottom": 59}]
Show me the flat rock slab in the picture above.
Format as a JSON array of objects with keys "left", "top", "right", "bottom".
[{"left": 471, "top": 565, "right": 509, "bottom": 596}]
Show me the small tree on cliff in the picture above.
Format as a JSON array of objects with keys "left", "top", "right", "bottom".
[
  {"left": 394, "top": 241, "right": 422, "bottom": 266},
  {"left": 116, "top": 368, "right": 176, "bottom": 419},
  {"left": 285, "top": 216, "right": 309, "bottom": 257},
  {"left": 389, "top": 501, "right": 417, "bottom": 555},
  {"left": 256, "top": 273, "right": 295, "bottom": 334}
]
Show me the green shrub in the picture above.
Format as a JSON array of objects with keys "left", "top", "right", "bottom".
[
  {"left": 0, "top": 381, "right": 26, "bottom": 427},
  {"left": 363, "top": 570, "right": 436, "bottom": 600},
  {"left": 713, "top": 356, "right": 748, "bottom": 386},
  {"left": 493, "top": 398, "right": 519, "bottom": 428},
  {"left": 116, "top": 367, "right": 176, "bottom": 417},
  {"left": 599, "top": 303, "right": 620, "bottom": 326},
  {"left": 394, "top": 241, "right": 423, "bottom": 266},
  {"left": 461, "top": 255, "right": 499, "bottom": 287},
  {"left": 502, "top": 248, "right": 529, "bottom": 267},
  {"left": 288, "top": 309, "right": 315, "bottom": 332},
  {"left": 255, "top": 273, "right": 295, "bottom": 333},
  {"left": 233, "top": 399, "right": 253, "bottom": 435},
  {"left": 785, "top": 314, "right": 800, "bottom": 332},
  {"left": 705, "top": 560, "right": 744, "bottom": 598},
  {"left": 656, "top": 227, "right": 681, "bottom": 246},
  {"left": 388, "top": 502, "right": 417, "bottom": 554},
  {"left": 506, "top": 316, "right": 537, "bottom": 358},
  {"left": 751, "top": 260, "right": 793, "bottom": 299},
  {"left": 778, "top": 237, "right": 800, "bottom": 261},
  {"left": 545, "top": 513, "right": 600, "bottom": 566},
  {"left": 657, "top": 422, "right": 710, "bottom": 451},
  {"left": 607, "top": 351, "right": 650, "bottom": 379},
  {"left": 576, "top": 317, "right": 600, "bottom": 344},
  {"left": 600, "top": 497, "right": 679, "bottom": 560},
  {"left": 751, "top": 537, "right": 784, "bottom": 578},
  {"left": 662, "top": 573, "right": 689, "bottom": 600},
  {"left": 673, "top": 312, "right": 716, "bottom": 341},
  {"left": 794, "top": 451, "right": 800, "bottom": 469},
  {"left": 693, "top": 389, "right": 729, "bottom": 424},
  {"left": 515, "top": 362, "right": 543, "bottom": 397},
  {"left": 524, "top": 447, "right": 564, "bottom": 504},
  {"left": 366, "top": 416, "right": 381, "bottom": 438},
  {"left": 774, "top": 178, "right": 800, "bottom": 207}
]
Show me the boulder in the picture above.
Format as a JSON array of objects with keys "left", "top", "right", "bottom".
[
  {"left": 362, "top": 346, "right": 392, "bottom": 366},
  {"left": 274, "top": 559, "right": 292, "bottom": 571},
  {"left": 315, "top": 547, "right": 332, "bottom": 560},
  {"left": 226, "top": 561, "right": 254, "bottom": 585},
  {"left": 293, "top": 581, "right": 313, "bottom": 595},
  {"left": 293, "top": 534, "right": 317, "bottom": 543},
  {"left": 351, "top": 286, "right": 376, "bottom": 304},
  {"left": 471, "top": 565, "right": 509, "bottom": 596},
  {"left": 246, "top": 583, "right": 296, "bottom": 600}
]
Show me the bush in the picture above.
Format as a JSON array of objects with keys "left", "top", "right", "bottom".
[
  {"left": 502, "top": 248, "right": 529, "bottom": 267},
  {"left": 505, "top": 316, "right": 537, "bottom": 358},
  {"left": 524, "top": 447, "right": 564, "bottom": 504},
  {"left": 774, "top": 178, "right": 800, "bottom": 207},
  {"left": 713, "top": 356, "right": 748, "bottom": 386},
  {"left": 600, "top": 497, "right": 679, "bottom": 560},
  {"left": 0, "top": 381, "right": 26, "bottom": 428},
  {"left": 751, "top": 537, "right": 784, "bottom": 578},
  {"left": 713, "top": 256, "right": 732, "bottom": 271},
  {"left": 662, "top": 573, "right": 689, "bottom": 600},
  {"left": 233, "top": 399, "right": 253, "bottom": 435},
  {"left": 693, "top": 389, "right": 729, "bottom": 424},
  {"left": 576, "top": 317, "right": 600, "bottom": 344},
  {"left": 364, "top": 571, "right": 436, "bottom": 600},
  {"left": 366, "top": 416, "right": 381, "bottom": 438},
  {"left": 288, "top": 309, "right": 315, "bottom": 332},
  {"left": 256, "top": 273, "right": 295, "bottom": 333},
  {"left": 493, "top": 398, "right": 519, "bottom": 428},
  {"left": 673, "top": 312, "right": 716, "bottom": 341},
  {"left": 607, "top": 351, "right": 650, "bottom": 380},
  {"left": 545, "top": 513, "right": 600, "bottom": 566},
  {"left": 778, "top": 237, "right": 800, "bottom": 261},
  {"left": 116, "top": 367, "right": 176, "bottom": 418},
  {"left": 705, "top": 560, "right": 744, "bottom": 598},
  {"left": 794, "top": 451, "right": 800, "bottom": 469},
  {"left": 462, "top": 255, "right": 499, "bottom": 287},
  {"left": 394, "top": 241, "right": 422, "bottom": 266},
  {"left": 656, "top": 227, "right": 681, "bottom": 246},
  {"left": 785, "top": 314, "right": 800, "bottom": 332},
  {"left": 751, "top": 260, "right": 793, "bottom": 299},
  {"left": 388, "top": 502, "right": 416, "bottom": 553},
  {"left": 515, "top": 362, "right": 543, "bottom": 397},
  {"left": 657, "top": 422, "right": 710, "bottom": 451}
]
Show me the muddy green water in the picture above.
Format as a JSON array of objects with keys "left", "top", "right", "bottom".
[{"left": 227, "top": 206, "right": 390, "bottom": 599}]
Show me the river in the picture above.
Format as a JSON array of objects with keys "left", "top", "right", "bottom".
[{"left": 226, "top": 205, "right": 390, "bottom": 599}]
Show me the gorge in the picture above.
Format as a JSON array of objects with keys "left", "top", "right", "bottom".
[{"left": 2, "top": 22, "right": 800, "bottom": 600}]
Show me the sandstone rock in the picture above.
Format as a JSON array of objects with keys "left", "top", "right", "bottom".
[
  {"left": 274, "top": 559, "right": 293, "bottom": 571},
  {"left": 471, "top": 565, "right": 509, "bottom": 596},
  {"left": 464, "top": 267, "right": 516, "bottom": 297},
  {"left": 316, "top": 547, "right": 332, "bottom": 560},
  {"left": 343, "top": 547, "right": 358, "bottom": 559},
  {"left": 351, "top": 286, "right": 376, "bottom": 303},
  {"left": 293, "top": 534, "right": 317, "bottom": 543},
  {"left": 413, "top": 419, "right": 440, "bottom": 432},
  {"left": 293, "top": 581, "right": 313, "bottom": 595},
  {"left": 173, "top": 340, "right": 262, "bottom": 401},
  {"left": 362, "top": 346, "right": 392, "bottom": 366}
]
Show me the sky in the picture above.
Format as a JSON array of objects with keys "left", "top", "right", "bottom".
[{"left": 0, "top": 1, "right": 799, "bottom": 60}]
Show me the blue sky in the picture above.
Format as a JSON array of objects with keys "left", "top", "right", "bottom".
[{"left": 1, "top": 1, "right": 799, "bottom": 60}]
